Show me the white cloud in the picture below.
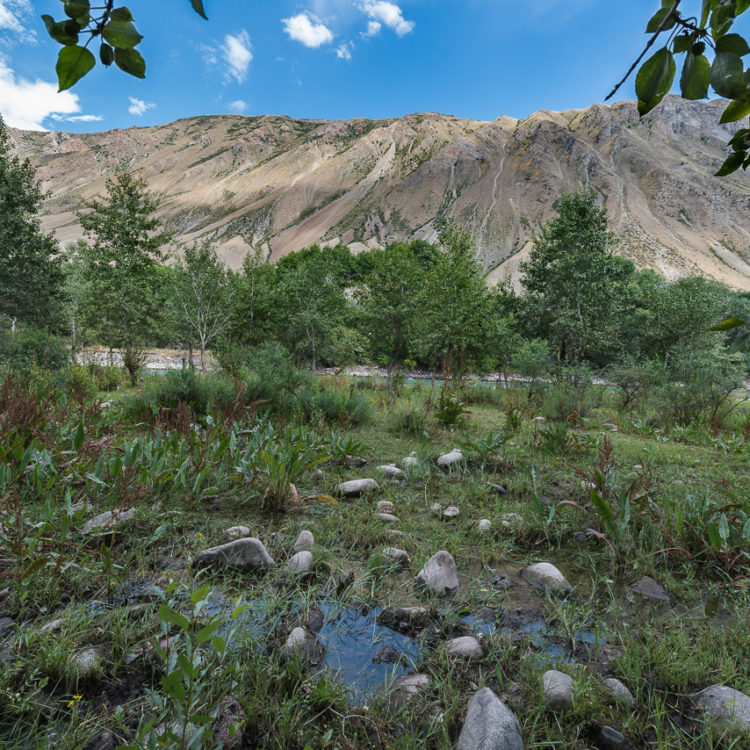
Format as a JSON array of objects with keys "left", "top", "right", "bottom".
[
  {"left": 0, "top": 0, "right": 35, "bottom": 41},
  {"left": 282, "top": 12, "right": 334, "bottom": 48},
  {"left": 221, "top": 30, "right": 253, "bottom": 83},
  {"left": 0, "top": 60, "right": 80, "bottom": 130},
  {"left": 336, "top": 41, "right": 353, "bottom": 60},
  {"left": 364, "top": 19, "right": 381, "bottom": 36},
  {"left": 128, "top": 97, "right": 155, "bottom": 116},
  {"left": 51, "top": 113, "right": 104, "bottom": 123},
  {"left": 228, "top": 99, "right": 247, "bottom": 112},
  {"left": 361, "top": 1, "right": 414, "bottom": 36}
]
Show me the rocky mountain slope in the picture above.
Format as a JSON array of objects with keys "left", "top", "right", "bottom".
[{"left": 9, "top": 96, "right": 750, "bottom": 289}]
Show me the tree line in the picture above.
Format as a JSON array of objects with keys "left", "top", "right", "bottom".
[{"left": 1, "top": 117, "right": 749, "bottom": 413}]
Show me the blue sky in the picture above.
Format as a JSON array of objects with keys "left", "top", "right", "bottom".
[{"left": 0, "top": 1, "right": 736, "bottom": 131}]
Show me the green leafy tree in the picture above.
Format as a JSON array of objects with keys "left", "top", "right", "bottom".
[
  {"left": 0, "top": 117, "right": 65, "bottom": 333},
  {"left": 228, "top": 247, "right": 277, "bottom": 348},
  {"left": 78, "top": 169, "right": 172, "bottom": 383},
  {"left": 611, "top": 0, "right": 750, "bottom": 175},
  {"left": 169, "top": 242, "right": 235, "bottom": 371},
  {"left": 414, "top": 222, "right": 491, "bottom": 379},
  {"left": 520, "top": 190, "right": 635, "bottom": 365},
  {"left": 42, "top": 1, "right": 208, "bottom": 90}
]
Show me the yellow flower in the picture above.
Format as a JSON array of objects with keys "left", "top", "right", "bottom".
[
  {"left": 67, "top": 695, "right": 83, "bottom": 708},
  {"left": 198, "top": 532, "right": 203, "bottom": 538}
]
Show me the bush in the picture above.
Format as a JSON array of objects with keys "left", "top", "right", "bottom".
[
  {"left": 297, "top": 386, "right": 372, "bottom": 426},
  {"left": 609, "top": 356, "right": 663, "bottom": 411},
  {"left": 434, "top": 388, "right": 470, "bottom": 427},
  {"left": 88, "top": 364, "right": 124, "bottom": 392},
  {"left": 387, "top": 402, "right": 428, "bottom": 437},
  {"left": 542, "top": 364, "right": 599, "bottom": 422},
  {"left": 65, "top": 364, "right": 97, "bottom": 402},
  {"left": 0, "top": 329, "right": 69, "bottom": 371},
  {"left": 123, "top": 369, "right": 237, "bottom": 421}
]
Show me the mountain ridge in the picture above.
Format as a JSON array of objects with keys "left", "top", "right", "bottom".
[{"left": 9, "top": 96, "right": 750, "bottom": 290}]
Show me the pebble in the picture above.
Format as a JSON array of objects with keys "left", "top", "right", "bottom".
[
  {"left": 478, "top": 519, "right": 492, "bottom": 533},
  {"left": 695, "top": 685, "right": 750, "bottom": 731},
  {"left": 376, "top": 500, "right": 395, "bottom": 514},
  {"left": 375, "top": 512, "right": 399, "bottom": 523},
  {"left": 381, "top": 547, "right": 410, "bottom": 564},
  {"left": 376, "top": 673, "right": 430, "bottom": 710},
  {"left": 457, "top": 687, "right": 524, "bottom": 750},
  {"left": 416, "top": 550, "right": 459, "bottom": 595},
  {"left": 287, "top": 550, "right": 313, "bottom": 574},
  {"left": 543, "top": 670, "right": 574, "bottom": 711},
  {"left": 81, "top": 508, "right": 135, "bottom": 534},
  {"left": 445, "top": 636, "right": 484, "bottom": 660},
  {"left": 293, "top": 530, "right": 314, "bottom": 553},
  {"left": 602, "top": 678, "right": 636, "bottom": 708},
  {"left": 443, "top": 506, "right": 459, "bottom": 519},
  {"left": 487, "top": 483, "right": 507, "bottom": 495},
  {"left": 629, "top": 575, "right": 670, "bottom": 602},
  {"left": 339, "top": 478, "right": 379, "bottom": 497},
  {"left": 377, "top": 464, "right": 404, "bottom": 478},
  {"left": 224, "top": 525, "right": 251, "bottom": 541},
  {"left": 192, "top": 538, "right": 275, "bottom": 571},
  {"left": 437, "top": 449, "right": 463, "bottom": 467},
  {"left": 522, "top": 562, "right": 572, "bottom": 593}
]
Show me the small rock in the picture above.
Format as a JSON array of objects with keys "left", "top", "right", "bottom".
[
  {"left": 377, "top": 464, "right": 403, "bottom": 478},
  {"left": 81, "top": 508, "right": 135, "bottom": 534},
  {"left": 287, "top": 550, "right": 313, "bottom": 574},
  {"left": 592, "top": 726, "right": 638, "bottom": 750},
  {"left": 40, "top": 619, "right": 65, "bottom": 635},
  {"left": 443, "top": 506, "right": 460, "bottom": 519},
  {"left": 602, "top": 423, "right": 619, "bottom": 432},
  {"left": 376, "top": 673, "right": 430, "bottom": 710},
  {"left": 379, "top": 606, "right": 429, "bottom": 631},
  {"left": 492, "top": 573, "right": 514, "bottom": 589},
  {"left": 478, "top": 519, "right": 492, "bottom": 533},
  {"left": 581, "top": 480, "right": 597, "bottom": 491},
  {"left": 430, "top": 502, "right": 442, "bottom": 514},
  {"left": 487, "top": 483, "right": 507, "bottom": 495},
  {"left": 376, "top": 512, "right": 399, "bottom": 523},
  {"left": 376, "top": 500, "right": 395, "bottom": 514},
  {"left": 386, "top": 529, "right": 407, "bottom": 538},
  {"left": 695, "top": 685, "right": 750, "bottom": 731},
  {"left": 403, "top": 454, "right": 419, "bottom": 468},
  {"left": 629, "top": 575, "right": 670, "bottom": 601},
  {"left": 88, "top": 730, "right": 116, "bottom": 750},
  {"left": 0, "top": 617, "right": 14, "bottom": 636},
  {"left": 533, "top": 416, "right": 546, "bottom": 424},
  {"left": 293, "top": 530, "right": 314, "bottom": 553},
  {"left": 543, "top": 670, "right": 574, "bottom": 711},
  {"left": 445, "top": 636, "right": 483, "bottom": 660},
  {"left": 339, "top": 478, "right": 379, "bottom": 497},
  {"left": 224, "top": 525, "right": 251, "bottom": 541},
  {"left": 416, "top": 550, "right": 459, "bottom": 595},
  {"left": 457, "top": 687, "right": 524, "bottom": 750},
  {"left": 382, "top": 547, "right": 410, "bottom": 564},
  {"left": 602, "top": 678, "right": 636, "bottom": 708},
  {"left": 501, "top": 513, "right": 524, "bottom": 527},
  {"left": 192, "top": 538, "right": 275, "bottom": 572},
  {"left": 305, "top": 608, "right": 325, "bottom": 633},
  {"left": 283, "top": 627, "right": 325, "bottom": 666},
  {"left": 72, "top": 646, "right": 106, "bottom": 678},
  {"left": 522, "top": 562, "right": 572, "bottom": 593},
  {"left": 214, "top": 696, "right": 245, "bottom": 750},
  {"left": 437, "top": 449, "right": 463, "bottom": 467}
]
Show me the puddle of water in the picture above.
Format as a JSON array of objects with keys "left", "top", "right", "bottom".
[{"left": 317, "top": 602, "right": 420, "bottom": 705}]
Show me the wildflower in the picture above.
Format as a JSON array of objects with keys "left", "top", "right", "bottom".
[
  {"left": 198, "top": 532, "right": 203, "bottom": 539},
  {"left": 67, "top": 695, "right": 83, "bottom": 708}
]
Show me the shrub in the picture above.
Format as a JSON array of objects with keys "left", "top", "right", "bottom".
[
  {"left": 434, "top": 388, "right": 469, "bottom": 427},
  {"left": 609, "top": 356, "right": 663, "bottom": 411},
  {"left": 0, "top": 329, "right": 69, "bottom": 371},
  {"left": 542, "top": 364, "right": 598, "bottom": 423},
  {"left": 297, "top": 386, "right": 372, "bottom": 426},
  {"left": 387, "top": 402, "right": 428, "bottom": 437},
  {"left": 65, "top": 364, "right": 97, "bottom": 402},
  {"left": 87, "top": 364, "right": 124, "bottom": 392}
]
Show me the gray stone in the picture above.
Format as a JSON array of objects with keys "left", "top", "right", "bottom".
[
  {"left": 695, "top": 685, "right": 750, "bottom": 731},
  {"left": 457, "top": 687, "right": 524, "bottom": 750},
  {"left": 533, "top": 416, "right": 546, "bottom": 424},
  {"left": 487, "top": 483, "right": 507, "bottom": 495},
  {"left": 416, "top": 550, "right": 459, "bottom": 595},
  {"left": 376, "top": 512, "right": 399, "bottom": 523},
  {"left": 377, "top": 464, "right": 404, "bottom": 478},
  {"left": 283, "top": 627, "right": 325, "bottom": 666},
  {"left": 443, "top": 506, "right": 460, "bottom": 519},
  {"left": 437, "top": 449, "right": 463, "bottom": 467},
  {"left": 376, "top": 500, "right": 396, "bottom": 514},
  {"left": 602, "top": 423, "right": 619, "bottom": 432},
  {"left": 40, "top": 618, "right": 65, "bottom": 635},
  {"left": 81, "top": 508, "right": 135, "bottom": 534},
  {"left": 382, "top": 547, "right": 410, "bottom": 564},
  {"left": 593, "top": 726, "right": 638, "bottom": 750},
  {"left": 478, "top": 519, "right": 492, "bottom": 533},
  {"left": 377, "top": 673, "right": 430, "bottom": 710},
  {"left": 293, "top": 530, "right": 314, "bottom": 553},
  {"left": 522, "top": 562, "right": 572, "bottom": 593},
  {"left": 192, "top": 538, "right": 275, "bottom": 572},
  {"left": 224, "top": 525, "right": 251, "bottom": 541},
  {"left": 501, "top": 513, "right": 523, "bottom": 527},
  {"left": 214, "top": 696, "right": 245, "bottom": 750},
  {"left": 386, "top": 529, "right": 407, "bottom": 538},
  {"left": 287, "top": 550, "right": 313, "bottom": 574},
  {"left": 403, "top": 454, "right": 419, "bottom": 468},
  {"left": 339, "top": 478, "right": 379, "bottom": 497},
  {"left": 305, "top": 608, "right": 325, "bottom": 633},
  {"left": 72, "top": 646, "right": 106, "bottom": 677},
  {"left": 445, "top": 636, "right": 483, "bottom": 660},
  {"left": 602, "top": 678, "right": 636, "bottom": 708},
  {"left": 629, "top": 575, "right": 670, "bottom": 601},
  {"left": 430, "top": 502, "right": 443, "bottom": 514},
  {"left": 543, "top": 670, "right": 574, "bottom": 711}
]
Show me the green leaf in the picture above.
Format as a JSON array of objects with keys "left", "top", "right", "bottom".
[
  {"left": 157, "top": 604, "right": 190, "bottom": 632},
  {"left": 114, "top": 47, "right": 146, "bottom": 78},
  {"left": 716, "top": 33, "right": 750, "bottom": 55},
  {"left": 196, "top": 619, "right": 222, "bottom": 646},
  {"left": 591, "top": 490, "right": 616, "bottom": 534},
  {"left": 100, "top": 43, "right": 114, "bottom": 66},
  {"left": 102, "top": 18, "right": 143, "bottom": 48},
  {"left": 56, "top": 44, "right": 95, "bottom": 90},
  {"left": 42, "top": 14, "right": 79, "bottom": 45},
  {"left": 718, "top": 513, "right": 730, "bottom": 542},
  {"left": 707, "top": 522, "right": 722, "bottom": 550},
  {"left": 738, "top": 0, "right": 750, "bottom": 13},
  {"left": 716, "top": 151, "right": 746, "bottom": 175},
  {"left": 709, "top": 316, "right": 747, "bottom": 331},
  {"left": 109, "top": 7, "right": 134, "bottom": 21},
  {"left": 161, "top": 670, "right": 186, "bottom": 702},
  {"left": 646, "top": 7, "right": 676, "bottom": 33},
  {"left": 673, "top": 35, "right": 693, "bottom": 53},
  {"left": 636, "top": 47, "right": 676, "bottom": 115},
  {"left": 742, "top": 517, "right": 750, "bottom": 543},
  {"left": 190, "top": 584, "right": 211, "bottom": 604},
  {"left": 212, "top": 635, "right": 226, "bottom": 654},
  {"left": 720, "top": 95, "right": 750, "bottom": 122},
  {"left": 680, "top": 52, "right": 710, "bottom": 99},
  {"left": 701, "top": 0, "right": 711, "bottom": 27},
  {"left": 64, "top": 0, "right": 89, "bottom": 25},
  {"left": 190, "top": 0, "right": 209, "bottom": 20},
  {"left": 710, "top": 52, "right": 746, "bottom": 98}
]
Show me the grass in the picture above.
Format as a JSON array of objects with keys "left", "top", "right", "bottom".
[{"left": 0, "top": 372, "right": 748, "bottom": 748}]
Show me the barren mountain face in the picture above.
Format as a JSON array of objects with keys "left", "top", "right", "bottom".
[{"left": 9, "top": 96, "right": 750, "bottom": 289}]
